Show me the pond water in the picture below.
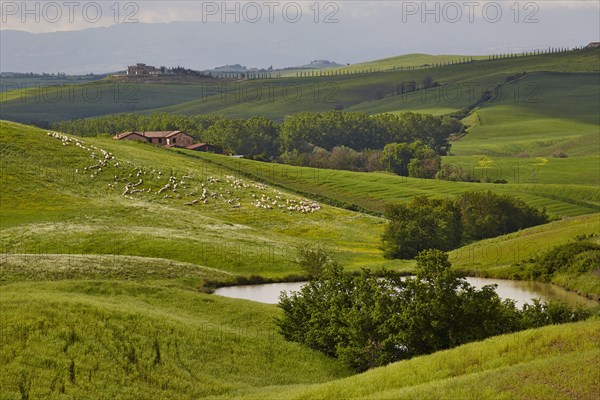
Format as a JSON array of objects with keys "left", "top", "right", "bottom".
[{"left": 215, "top": 277, "right": 598, "bottom": 308}]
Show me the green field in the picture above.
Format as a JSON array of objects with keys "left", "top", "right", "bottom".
[
  {"left": 1, "top": 49, "right": 598, "bottom": 130},
  {"left": 0, "top": 279, "right": 352, "bottom": 399},
  {"left": 1, "top": 120, "right": 599, "bottom": 399},
  {"left": 277, "top": 53, "right": 489, "bottom": 77},
  {"left": 0, "top": 75, "right": 104, "bottom": 92},
  {"left": 452, "top": 72, "right": 600, "bottom": 157},
  {"left": 0, "top": 81, "right": 209, "bottom": 124},
  {"left": 2, "top": 48, "right": 600, "bottom": 399},
  {"left": 180, "top": 150, "right": 599, "bottom": 218},
  {"left": 206, "top": 319, "right": 600, "bottom": 399},
  {"left": 147, "top": 50, "right": 600, "bottom": 122},
  {"left": 0, "top": 121, "right": 404, "bottom": 276}
]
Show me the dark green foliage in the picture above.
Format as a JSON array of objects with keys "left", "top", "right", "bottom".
[
  {"left": 382, "top": 191, "right": 549, "bottom": 259},
  {"left": 277, "top": 250, "right": 589, "bottom": 372},
  {"left": 272, "top": 109, "right": 459, "bottom": 155},
  {"left": 381, "top": 141, "right": 441, "bottom": 178},
  {"left": 457, "top": 191, "right": 548, "bottom": 242},
  {"left": 520, "top": 237, "right": 600, "bottom": 281},
  {"left": 52, "top": 111, "right": 462, "bottom": 163},
  {"left": 519, "top": 299, "right": 589, "bottom": 328},
  {"left": 408, "top": 147, "right": 441, "bottom": 179},
  {"left": 382, "top": 197, "right": 461, "bottom": 259}
]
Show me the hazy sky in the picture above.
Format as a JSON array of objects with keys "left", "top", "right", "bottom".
[{"left": 1, "top": 1, "right": 599, "bottom": 71}]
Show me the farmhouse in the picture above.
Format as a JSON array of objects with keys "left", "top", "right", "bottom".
[
  {"left": 127, "top": 63, "right": 163, "bottom": 75},
  {"left": 115, "top": 131, "right": 194, "bottom": 148}
]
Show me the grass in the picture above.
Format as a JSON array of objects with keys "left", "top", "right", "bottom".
[
  {"left": 0, "top": 280, "right": 351, "bottom": 399},
  {"left": 0, "top": 81, "right": 209, "bottom": 124},
  {"left": 183, "top": 150, "right": 599, "bottom": 218},
  {"left": 449, "top": 213, "right": 600, "bottom": 299},
  {"left": 452, "top": 72, "right": 600, "bottom": 157},
  {"left": 277, "top": 53, "right": 489, "bottom": 77},
  {"left": 0, "top": 121, "right": 403, "bottom": 276},
  {"left": 146, "top": 49, "right": 599, "bottom": 121},
  {"left": 441, "top": 155, "right": 600, "bottom": 186},
  {"left": 0, "top": 75, "right": 104, "bottom": 93},
  {"left": 1, "top": 119, "right": 599, "bottom": 399},
  {"left": 2, "top": 49, "right": 597, "bottom": 126},
  {"left": 204, "top": 319, "right": 600, "bottom": 399}
]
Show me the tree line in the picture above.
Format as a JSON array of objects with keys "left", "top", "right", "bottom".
[
  {"left": 53, "top": 111, "right": 532, "bottom": 185},
  {"left": 52, "top": 111, "right": 463, "bottom": 173},
  {"left": 382, "top": 191, "right": 549, "bottom": 259}
]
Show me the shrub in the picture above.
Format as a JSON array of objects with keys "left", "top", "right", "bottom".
[
  {"left": 382, "top": 197, "right": 461, "bottom": 259},
  {"left": 277, "top": 250, "right": 589, "bottom": 372},
  {"left": 382, "top": 191, "right": 548, "bottom": 259},
  {"left": 528, "top": 241, "right": 600, "bottom": 280},
  {"left": 436, "top": 164, "right": 475, "bottom": 182}
]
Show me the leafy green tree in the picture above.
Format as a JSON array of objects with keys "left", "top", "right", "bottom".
[
  {"left": 277, "top": 250, "right": 589, "bottom": 372},
  {"left": 457, "top": 191, "right": 548, "bottom": 242},
  {"left": 381, "top": 142, "right": 417, "bottom": 176},
  {"left": 293, "top": 243, "right": 336, "bottom": 278},
  {"left": 382, "top": 197, "right": 461, "bottom": 259},
  {"left": 408, "top": 146, "right": 441, "bottom": 178},
  {"left": 382, "top": 191, "right": 548, "bottom": 259}
]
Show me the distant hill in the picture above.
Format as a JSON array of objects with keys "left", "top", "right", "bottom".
[{"left": 291, "top": 60, "right": 344, "bottom": 69}]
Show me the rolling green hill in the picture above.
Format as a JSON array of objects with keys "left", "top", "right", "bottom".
[
  {"left": 181, "top": 150, "right": 599, "bottom": 217},
  {"left": 0, "top": 280, "right": 351, "bottom": 399},
  {"left": 0, "top": 82, "right": 209, "bottom": 124},
  {"left": 205, "top": 319, "right": 600, "bottom": 400},
  {"left": 277, "top": 53, "right": 489, "bottom": 77},
  {"left": 452, "top": 72, "right": 600, "bottom": 156},
  {"left": 1, "top": 49, "right": 598, "bottom": 130},
  {"left": 0, "top": 121, "right": 403, "bottom": 275},
  {"left": 1, "top": 120, "right": 599, "bottom": 399},
  {"left": 146, "top": 49, "right": 599, "bottom": 122}
]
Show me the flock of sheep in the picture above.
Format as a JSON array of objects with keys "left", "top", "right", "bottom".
[{"left": 47, "top": 132, "right": 322, "bottom": 214}]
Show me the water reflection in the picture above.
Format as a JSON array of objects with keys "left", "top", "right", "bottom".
[{"left": 215, "top": 277, "right": 597, "bottom": 308}]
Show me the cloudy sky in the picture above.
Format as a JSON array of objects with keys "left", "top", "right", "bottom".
[{"left": 1, "top": 1, "right": 599, "bottom": 72}]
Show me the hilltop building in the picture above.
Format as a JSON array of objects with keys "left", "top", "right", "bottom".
[{"left": 127, "top": 63, "right": 164, "bottom": 75}]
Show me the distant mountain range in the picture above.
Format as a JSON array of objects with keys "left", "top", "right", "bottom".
[
  {"left": 2, "top": 6, "right": 596, "bottom": 75},
  {"left": 0, "top": 21, "right": 354, "bottom": 74}
]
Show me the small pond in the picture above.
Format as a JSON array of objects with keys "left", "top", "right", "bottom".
[{"left": 215, "top": 277, "right": 598, "bottom": 308}]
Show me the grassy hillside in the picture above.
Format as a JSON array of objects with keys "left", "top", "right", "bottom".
[
  {"left": 146, "top": 49, "right": 599, "bottom": 121},
  {"left": 450, "top": 214, "right": 599, "bottom": 273},
  {"left": 0, "top": 280, "right": 351, "bottom": 399},
  {"left": 327, "top": 53, "right": 488, "bottom": 73},
  {"left": 0, "top": 82, "right": 209, "bottom": 124},
  {"left": 0, "top": 121, "right": 405, "bottom": 275},
  {"left": 2, "top": 121, "right": 595, "bottom": 277},
  {"left": 183, "top": 150, "right": 599, "bottom": 217},
  {"left": 2, "top": 49, "right": 597, "bottom": 126},
  {"left": 205, "top": 319, "right": 600, "bottom": 400},
  {"left": 441, "top": 155, "right": 600, "bottom": 186},
  {"left": 277, "top": 53, "right": 488, "bottom": 77},
  {"left": 0, "top": 75, "right": 104, "bottom": 92},
  {"left": 1, "top": 120, "right": 599, "bottom": 399},
  {"left": 449, "top": 213, "right": 600, "bottom": 299},
  {"left": 452, "top": 72, "right": 600, "bottom": 157}
]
